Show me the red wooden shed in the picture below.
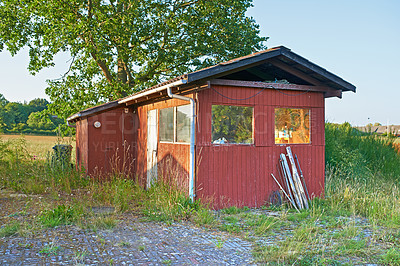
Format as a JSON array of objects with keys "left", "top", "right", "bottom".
[{"left": 67, "top": 46, "right": 355, "bottom": 209}]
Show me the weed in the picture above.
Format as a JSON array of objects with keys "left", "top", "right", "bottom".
[
  {"left": 39, "top": 242, "right": 60, "bottom": 256},
  {"left": 287, "top": 210, "right": 310, "bottom": 222},
  {"left": 39, "top": 204, "right": 80, "bottom": 227},
  {"left": 73, "top": 250, "right": 87, "bottom": 264},
  {"left": 336, "top": 239, "right": 366, "bottom": 255},
  {"left": 82, "top": 215, "right": 118, "bottom": 231},
  {"left": 254, "top": 238, "right": 315, "bottom": 264},
  {"left": 221, "top": 206, "right": 244, "bottom": 215},
  {"left": 19, "top": 242, "right": 34, "bottom": 248},
  {"left": 118, "top": 241, "right": 131, "bottom": 247},
  {"left": 332, "top": 221, "right": 359, "bottom": 239},
  {"left": 325, "top": 122, "right": 400, "bottom": 180},
  {"left": 380, "top": 247, "right": 400, "bottom": 265},
  {"left": 193, "top": 208, "right": 216, "bottom": 227},
  {"left": 219, "top": 223, "right": 241, "bottom": 234},
  {"left": 138, "top": 245, "right": 145, "bottom": 251},
  {"left": 0, "top": 222, "right": 21, "bottom": 237},
  {"left": 223, "top": 216, "right": 239, "bottom": 223},
  {"left": 91, "top": 177, "right": 138, "bottom": 213},
  {"left": 141, "top": 181, "right": 200, "bottom": 222},
  {"left": 293, "top": 222, "right": 322, "bottom": 242},
  {"left": 244, "top": 214, "right": 283, "bottom": 235},
  {"left": 213, "top": 237, "right": 226, "bottom": 249},
  {"left": 162, "top": 259, "right": 172, "bottom": 265}
]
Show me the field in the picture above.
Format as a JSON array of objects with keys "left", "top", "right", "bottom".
[
  {"left": 1, "top": 126, "right": 400, "bottom": 264},
  {"left": 0, "top": 134, "right": 74, "bottom": 160}
]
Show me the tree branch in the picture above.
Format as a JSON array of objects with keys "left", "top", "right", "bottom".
[{"left": 53, "top": 56, "right": 76, "bottom": 81}]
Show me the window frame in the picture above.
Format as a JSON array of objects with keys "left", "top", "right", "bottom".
[
  {"left": 211, "top": 103, "right": 255, "bottom": 145},
  {"left": 274, "top": 107, "right": 311, "bottom": 145},
  {"left": 159, "top": 104, "right": 191, "bottom": 145}
]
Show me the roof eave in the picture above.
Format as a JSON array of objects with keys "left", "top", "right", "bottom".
[
  {"left": 187, "top": 48, "right": 284, "bottom": 83},
  {"left": 66, "top": 100, "right": 120, "bottom": 122},
  {"left": 280, "top": 49, "right": 356, "bottom": 92}
]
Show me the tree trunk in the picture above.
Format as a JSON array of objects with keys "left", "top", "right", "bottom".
[{"left": 116, "top": 58, "right": 128, "bottom": 97}]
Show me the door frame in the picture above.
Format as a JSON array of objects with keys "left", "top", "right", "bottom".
[{"left": 147, "top": 109, "right": 158, "bottom": 189}]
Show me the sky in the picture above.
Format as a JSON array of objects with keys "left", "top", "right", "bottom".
[{"left": 0, "top": 0, "right": 399, "bottom": 126}]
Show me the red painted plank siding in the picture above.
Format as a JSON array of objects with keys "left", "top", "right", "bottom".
[
  {"left": 75, "top": 106, "right": 137, "bottom": 178},
  {"left": 196, "top": 85, "right": 325, "bottom": 209},
  {"left": 135, "top": 96, "right": 194, "bottom": 189}
]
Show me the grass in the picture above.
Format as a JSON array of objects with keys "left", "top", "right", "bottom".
[
  {"left": 380, "top": 247, "right": 400, "bottom": 265},
  {"left": 1, "top": 126, "right": 400, "bottom": 264},
  {"left": 39, "top": 204, "right": 81, "bottom": 227},
  {"left": 141, "top": 181, "right": 200, "bottom": 222},
  {"left": 0, "top": 222, "right": 21, "bottom": 237},
  {"left": 0, "top": 134, "right": 203, "bottom": 229},
  {"left": 39, "top": 241, "right": 60, "bottom": 256},
  {"left": 0, "top": 134, "right": 74, "bottom": 160}
]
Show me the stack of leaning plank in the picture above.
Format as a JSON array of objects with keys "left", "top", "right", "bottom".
[{"left": 271, "top": 147, "right": 310, "bottom": 212}]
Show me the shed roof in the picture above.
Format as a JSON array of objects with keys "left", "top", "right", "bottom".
[
  {"left": 68, "top": 46, "right": 356, "bottom": 122},
  {"left": 67, "top": 100, "right": 120, "bottom": 122},
  {"left": 122, "top": 46, "right": 355, "bottom": 98}
]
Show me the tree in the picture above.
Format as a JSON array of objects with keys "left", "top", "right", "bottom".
[
  {"left": 0, "top": 0, "right": 267, "bottom": 119},
  {"left": 4, "top": 102, "right": 29, "bottom": 125},
  {"left": 27, "top": 111, "right": 55, "bottom": 130},
  {"left": 0, "top": 93, "right": 9, "bottom": 108},
  {"left": 28, "top": 98, "right": 50, "bottom": 113}
]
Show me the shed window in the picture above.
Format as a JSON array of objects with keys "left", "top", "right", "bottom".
[
  {"left": 159, "top": 107, "right": 174, "bottom": 142},
  {"left": 159, "top": 104, "right": 190, "bottom": 143},
  {"left": 275, "top": 108, "right": 310, "bottom": 144},
  {"left": 176, "top": 105, "right": 191, "bottom": 143},
  {"left": 212, "top": 105, "right": 254, "bottom": 144}
]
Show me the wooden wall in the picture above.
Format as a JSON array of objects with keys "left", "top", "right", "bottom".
[
  {"left": 196, "top": 85, "right": 325, "bottom": 208},
  {"left": 76, "top": 83, "right": 326, "bottom": 209},
  {"left": 136, "top": 98, "right": 191, "bottom": 189},
  {"left": 76, "top": 106, "right": 137, "bottom": 177}
]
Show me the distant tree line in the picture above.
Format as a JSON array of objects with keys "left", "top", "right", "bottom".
[{"left": 0, "top": 93, "right": 64, "bottom": 135}]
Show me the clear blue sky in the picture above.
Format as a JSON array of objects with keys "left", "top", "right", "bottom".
[{"left": 0, "top": 0, "right": 399, "bottom": 126}]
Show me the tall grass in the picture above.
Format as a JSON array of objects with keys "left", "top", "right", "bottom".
[
  {"left": 141, "top": 180, "right": 200, "bottom": 222},
  {"left": 0, "top": 135, "right": 203, "bottom": 227},
  {"left": 324, "top": 122, "right": 400, "bottom": 226},
  {"left": 325, "top": 122, "right": 400, "bottom": 180}
]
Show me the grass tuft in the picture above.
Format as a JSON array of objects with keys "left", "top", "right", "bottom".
[
  {"left": 141, "top": 181, "right": 200, "bottom": 222},
  {"left": 39, "top": 204, "right": 80, "bottom": 227},
  {"left": 0, "top": 222, "right": 21, "bottom": 237}
]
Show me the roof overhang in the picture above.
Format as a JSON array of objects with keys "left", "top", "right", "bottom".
[
  {"left": 67, "top": 46, "right": 356, "bottom": 121},
  {"left": 118, "top": 79, "right": 188, "bottom": 105},
  {"left": 186, "top": 46, "right": 355, "bottom": 93},
  {"left": 67, "top": 100, "right": 119, "bottom": 122}
]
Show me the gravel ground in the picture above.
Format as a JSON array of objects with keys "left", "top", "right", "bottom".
[
  {"left": 0, "top": 218, "right": 254, "bottom": 265},
  {"left": 0, "top": 189, "right": 254, "bottom": 265}
]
